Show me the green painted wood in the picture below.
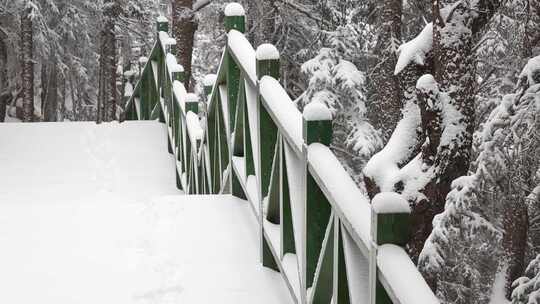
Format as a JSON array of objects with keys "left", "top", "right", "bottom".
[
  {"left": 376, "top": 213, "right": 410, "bottom": 246},
  {"left": 266, "top": 138, "right": 280, "bottom": 224},
  {"left": 156, "top": 19, "right": 169, "bottom": 34},
  {"left": 176, "top": 168, "right": 183, "bottom": 190},
  {"left": 243, "top": 100, "right": 255, "bottom": 177},
  {"left": 262, "top": 235, "right": 279, "bottom": 272},
  {"left": 232, "top": 81, "right": 245, "bottom": 157},
  {"left": 232, "top": 168, "right": 246, "bottom": 199},
  {"left": 376, "top": 280, "right": 392, "bottom": 304},
  {"left": 224, "top": 15, "right": 245, "bottom": 33},
  {"left": 303, "top": 109, "right": 333, "bottom": 288},
  {"left": 306, "top": 172, "right": 332, "bottom": 288},
  {"left": 211, "top": 103, "right": 222, "bottom": 193},
  {"left": 172, "top": 70, "right": 185, "bottom": 83},
  {"left": 335, "top": 221, "right": 351, "bottom": 304},
  {"left": 303, "top": 118, "right": 332, "bottom": 146},
  {"left": 226, "top": 52, "right": 240, "bottom": 132},
  {"left": 281, "top": 142, "right": 296, "bottom": 255},
  {"left": 311, "top": 216, "right": 334, "bottom": 304},
  {"left": 217, "top": 95, "right": 230, "bottom": 189},
  {"left": 258, "top": 103, "right": 278, "bottom": 199},
  {"left": 256, "top": 57, "right": 279, "bottom": 200}
]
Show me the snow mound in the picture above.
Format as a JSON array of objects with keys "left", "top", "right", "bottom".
[
  {"left": 157, "top": 15, "right": 168, "bottom": 23},
  {"left": 416, "top": 74, "right": 438, "bottom": 93},
  {"left": 124, "top": 83, "right": 133, "bottom": 97},
  {"left": 303, "top": 102, "right": 332, "bottom": 121},
  {"left": 519, "top": 55, "right": 540, "bottom": 85},
  {"left": 372, "top": 192, "right": 411, "bottom": 214},
  {"left": 394, "top": 23, "right": 433, "bottom": 75},
  {"left": 186, "top": 111, "right": 204, "bottom": 140},
  {"left": 203, "top": 74, "right": 217, "bottom": 87},
  {"left": 224, "top": 3, "right": 245, "bottom": 16},
  {"left": 256, "top": 44, "right": 280, "bottom": 60},
  {"left": 139, "top": 56, "right": 148, "bottom": 64}
]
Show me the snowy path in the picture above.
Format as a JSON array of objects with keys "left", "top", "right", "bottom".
[{"left": 0, "top": 122, "right": 291, "bottom": 304}]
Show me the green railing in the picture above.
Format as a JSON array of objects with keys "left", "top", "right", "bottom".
[{"left": 124, "top": 3, "right": 439, "bottom": 304}]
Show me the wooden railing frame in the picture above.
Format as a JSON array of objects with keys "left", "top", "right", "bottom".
[{"left": 123, "top": 4, "right": 439, "bottom": 304}]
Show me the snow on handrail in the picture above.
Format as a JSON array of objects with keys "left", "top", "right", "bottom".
[
  {"left": 227, "top": 30, "right": 257, "bottom": 84},
  {"left": 259, "top": 76, "right": 303, "bottom": 153},
  {"left": 307, "top": 143, "right": 372, "bottom": 251},
  {"left": 378, "top": 244, "right": 440, "bottom": 304}
]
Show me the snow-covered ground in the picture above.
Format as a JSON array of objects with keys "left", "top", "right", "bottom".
[{"left": 0, "top": 121, "right": 291, "bottom": 303}]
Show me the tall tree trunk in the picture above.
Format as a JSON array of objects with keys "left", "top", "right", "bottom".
[
  {"left": 367, "top": 0, "right": 403, "bottom": 142},
  {"left": 43, "top": 58, "right": 58, "bottom": 122},
  {"left": 172, "top": 0, "right": 197, "bottom": 90},
  {"left": 98, "top": 0, "right": 120, "bottom": 122},
  {"left": 411, "top": 0, "right": 502, "bottom": 288},
  {"left": 21, "top": 2, "right": 34, "bottom": 122},
  {"left": 0, "top": 30, "right": 7, "bottom": 122}
]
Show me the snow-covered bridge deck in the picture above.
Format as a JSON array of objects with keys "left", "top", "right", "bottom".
[{"left": 0, "top": 122, "right": 291, "bottom": 303}]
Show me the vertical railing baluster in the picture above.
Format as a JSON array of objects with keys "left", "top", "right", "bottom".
[
  {"left": 370, "top": 192, "right": 411, "bottom": 304},
  {"left": 302, "top": 102, "right": 333, "bottom": 296}
]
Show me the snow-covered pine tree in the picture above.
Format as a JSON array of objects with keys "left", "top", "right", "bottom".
[
  {"left": 366, "top": 0, "right": 402, "bottom": 142},
  {"left": 419, "top": 55, "right": 540, "bottom": 303},
  {"left": 299, "top": 28, "right": 382, "bottom": 186}
]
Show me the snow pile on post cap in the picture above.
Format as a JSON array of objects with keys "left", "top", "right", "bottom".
[
  {"left": 166, "top": 53, "right": 184, "bottom": 73},
  {"left": 157, "top": 15, "right": 168, "bottom": 23},
  {"left": 303, "top": 102, "right": 332, "bottom": 121},
  {"left": 372, "top": 192, "right": 411, "bottom": 214},
  {"left": 416, "top": 74, "right": 438, "bottom": 93},
  {"left": 394, "top": 23, "right": 433, "bottom": 75},
  {"left": 186, "top": 111, "right": 204, "bottom": 141},
  {"left": 139, "top": 56, "right": 148, "bottom": 64},
  {"left": 224, "top": 2, "right": 245, "bottom": 16},
  {"left": 203, "top": 74, "right": 217, "bottom": 87},
  {"left": 256, "top": 44, "right": 280, "bottom": 60},
  {"left": 186, "top": 93, "right": 199, "bottom": 104}
]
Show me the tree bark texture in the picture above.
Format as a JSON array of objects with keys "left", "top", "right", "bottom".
[
  {"left": 21, "top": 4, "right": 34, "bottom": 122},
  {"left": 408, "top": 0, "right": 502, "bottom": 284},
  {"left": 98, "top": 0, "right": 120, "bottom": 122},
  {"left": 172, "top": 0, "right": 197, "bottom": 90}
]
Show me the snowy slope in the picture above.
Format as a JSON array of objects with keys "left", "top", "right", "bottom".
[{"left": 0, "top": 121, "right": 291, "bottom": 304}]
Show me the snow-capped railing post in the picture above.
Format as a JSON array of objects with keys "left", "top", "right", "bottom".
[
  {"left": 256, "top": 44, "right": 281, "bottom": 270},
  {"left": 370, "top": 192, "right": 411, "bottom": 304},
  {"left": 256, "top": 44, "right": 280, "bottom": 210},
  {"left": 224, "top": 3, "right": 245, "bottom": 130},
  {"left": 224, "top": 3, "right": 246, "bottom": 33},
  {"left": 302, "top": 102, "right": 333, "bottom": 289},
  {"left": 156, "top": 16, "right": 169, "bottom": 37}
]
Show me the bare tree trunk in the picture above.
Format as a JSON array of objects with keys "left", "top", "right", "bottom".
[
  {"left": 43, "top": 59, "right": 58, "bottom": 122},
  {"left": 0, "top": 30, "right": 7, "bottom": 122},
  {"left": 21, "top": 3, "right": 34, "bottom": 122},
  {"left": 502, "top": 201, "right": 528, "bottom": 298},
  {"left": 98, "top": 0, "right": 120, "bottom": 122},
  {"left": 367, "top": 0, "right": 403, "bottom": 142},
  {"left": 172, "top": 0, "right": 197, "bottom": 90}
]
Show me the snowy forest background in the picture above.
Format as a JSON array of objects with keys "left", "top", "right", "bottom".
[{"left": 0, "top": 0, "right": 539, "bottom": 303}]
